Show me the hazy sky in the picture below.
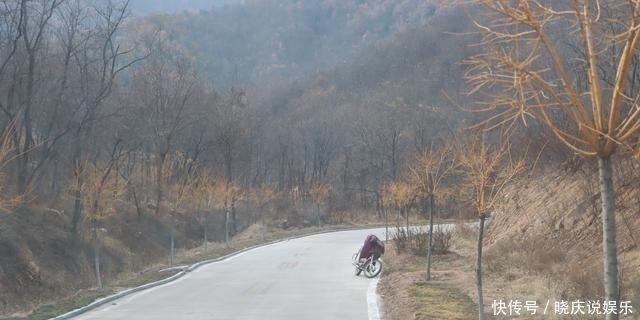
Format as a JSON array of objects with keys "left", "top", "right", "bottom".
[{"left": 129, "top": 0, "right": 240, "bottom": 15}]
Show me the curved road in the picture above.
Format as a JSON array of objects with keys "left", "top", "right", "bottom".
[{"left": 71, "top": 228, "right": 387, "bottom": 320}]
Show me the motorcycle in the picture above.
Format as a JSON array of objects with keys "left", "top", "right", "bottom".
[{"left": 352, "top": 249, "right": 383, "bottom": 278}]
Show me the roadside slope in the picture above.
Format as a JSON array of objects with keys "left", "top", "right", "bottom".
[{"left": 378, "top": 158, "right": 640, "bottom": 319}]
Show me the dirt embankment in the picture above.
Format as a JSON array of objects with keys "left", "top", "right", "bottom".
[
  {"left": 0, "top": 207, "right": 180, "bottom": 316},
  {"left": 379, "top": 158, "right": 640, "bottom": 319},
  {"left": 486, "top": 158, "right": 640, "bottom": 302}
]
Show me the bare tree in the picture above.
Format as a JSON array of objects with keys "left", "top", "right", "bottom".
[
  {"left": 221, "top": 182, "right": 243, "bottom": 246},
  {"left": 251, "top": 183, "right": 275, "bottom": 240},
  {"left": 14, "top": 0, "right": 65, "bottom": 194},
  {"left": 205, "top": 178, "right": 244, "bottom": 247},
  {"left": 382, "top": 180, "right": 414, "bottom": 231},
  {"left": 352, "top": 100, "right": 410, "bottom": 215},
  {"left": 0, "top": 0, "right": 65, "bottom": 198},
  {"left": 69, "top": 0, "right": 146, "bottom": 234},
  {"left": 116, "top": 149, "right": 145, "bottom": 219},
  {"left": 462, "top": 2, "right": 640, "bottom": 317},
  {"left": 0, "top": 121, "right": 27, "bottom": 209},
  {"left": 408, "top": 143, "right": 456, "bottom": 281},
  {"left": 309, "top": 182, "right": 330, "bottom": 227},
  {"left": 81, "top": 138, "right": 123, "bottom": 289},
  {"left": 163, "top": 155, "right": 198, "bottom": 265},
  {"left": 0, "top": 1, "right": 25, "bottom": 79},
  {"left": 192, "top": 170, "right": 215, "bottom": 252},
  {"left": 212, "top": 88, "right": 249, "bottom": 182},
  {"left": 211, "top": 88, "right": 251, "bottom": 233},
  {"left": 129, "top": 29, "right": 198, "bottom": 219},
  {"left": 457, "top": 133, "right": 524, "bottom": 320}
]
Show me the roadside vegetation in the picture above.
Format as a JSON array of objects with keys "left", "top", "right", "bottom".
[
  {"left": 379, "top": 159, "right": 640, "bottom": 319},
  {"left": 379, "top": 226, "right": 477, "bottom": 320}
]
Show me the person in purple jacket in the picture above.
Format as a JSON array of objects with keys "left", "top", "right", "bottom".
[{"left": 358, "top": 234, "right": 385, "bottom": 263}]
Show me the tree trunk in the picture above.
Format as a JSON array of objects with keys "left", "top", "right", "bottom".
[
  {"left": 203, "top": 212, "right": 208, "bottom": 252},
  {"left": 132, "top": 187, "right": 143, "bottom": 219},
  {"left": 16, "top": 46, "right": 36, "bottom": 195},
  {"left": 375, "top": 192, "right": 381, "bottom": 217},
  {"left": 170, "top": 228, "right": 175, "bottom": 266},
  {"left": 426, "top": 194, "right": 435, "bottom": 281},
  {"left": 225, "top": 209, "right": 230, "bottom": 247},
  {"left": 50, "top": 157, "right": 59, "bottom": 202},
  {"left": 155, "top": 152, "right": 166, "bottom": 216},
  {"left": 385, "top": 205, "right": 389, "bottom": 242},
  {"left": 92, "top": 218, "right": 103, "bottom": 289},
  {"left": 405, "top": 205, "right": 409, "bottom": 231},
  {"left": 71, "top": 142, "right": 83, "bottom": 234},
  {"left": 231, "top": 202, "right": 237, "bottom": 234},
  {"left": 598, "top": 156, "right": 618, "bottom": 320},
  {"left": 71, "top": 186, "right": 82, "bottom": 234},
  {"left": 391, "top": 131, "right": 398, "bottom": 181},
  {"left": 476, "top": 214, "right": 486, "bottom": 320}
]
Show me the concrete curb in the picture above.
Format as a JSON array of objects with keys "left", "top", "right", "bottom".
[
  {"left": 367, "top": 275, "right": 381, "bottom": 320},
  {"left": 49, "top": 270, "right": 187, "bottom": 320},
  {"left": 48, "top": 226, "right": 386, "bottom": 320}
]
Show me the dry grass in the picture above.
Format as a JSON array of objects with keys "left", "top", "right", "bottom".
[
  {"left": 2, "top": 289, "right": 115, "bottom": 320},
  {"left": 381, "top": 222, "right": 638, "bottom": 319},
  {"left": 379, "top": 241, "right": 476, "bottom": 320},
  {"left": 379, "top": 159, "right": 640, "bottom": 320},
  {"left": 409, "top": 282, "right": 476, "bottom": 320}
]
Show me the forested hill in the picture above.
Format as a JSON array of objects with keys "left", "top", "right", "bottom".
[
  {"left": 138, "top": 0, "right": 446, "bottom": 89},
  {"left": 135, "top": 0, "right": 475, "bottom": 142},
  {"left": 137, "top": 0, "right": 479, "bottom": 190}
]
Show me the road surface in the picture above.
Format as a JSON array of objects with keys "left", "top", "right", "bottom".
[{"left": 71, "top": 228, "right": 388, "bottom": 320}]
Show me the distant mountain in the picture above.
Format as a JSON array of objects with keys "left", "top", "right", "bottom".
[
  {"left": 129, "top": 0, "right": 240, "bottom": 16},
  {"left": 136, "top": 0, "right": 442, "bottom": 88}
]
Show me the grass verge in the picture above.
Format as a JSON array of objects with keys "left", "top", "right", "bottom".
[
  {"left": 4, "top": 289, "right": 114, "bottom": 320},
  {"left": 409, "top": 282, "right": 476, "bottom": 320}
]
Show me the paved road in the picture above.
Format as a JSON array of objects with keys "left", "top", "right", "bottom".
[{"left": 71, "top": 228, "right": 388, "bottom": 320}]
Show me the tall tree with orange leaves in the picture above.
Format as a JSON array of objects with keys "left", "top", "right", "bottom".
[
  {"left": 462, "top": 2, "right": 640, "bottom": 317},
  {"left": 457, "top": 133, "right": 524, "bottom": 320},
  {"left": 408, "top": 143, "right": 456, "bottom": 281}
]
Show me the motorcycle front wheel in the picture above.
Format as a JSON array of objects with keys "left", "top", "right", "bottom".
[{"left": 364, "top": 258, "right": 382, "bottom": 278}]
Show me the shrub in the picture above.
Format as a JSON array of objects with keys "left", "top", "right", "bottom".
[
  {"left": 431, "top": 226, "right": 453, "bottom": 254},
  {"left": 409, "top": 229, "right": 429, "bottom": 256},
  {"left": 392, "top": 226, "right": 453, "bottom": 256},
  {"left": 392, "top": 226, "right": 409, "bottom": 253}
]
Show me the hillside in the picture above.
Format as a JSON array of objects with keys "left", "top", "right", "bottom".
[
  {"left": 141, "top": 0, "right": 449, "bottom": 89},
  {"left": 378, "top": 157, "right": 640, "bottom": 319},
  {"left": 487, "top": 157, "right": 640, "bottom": 301},
  {"left": 0, "top": 206, "right": 201, "bottom": 315}
]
